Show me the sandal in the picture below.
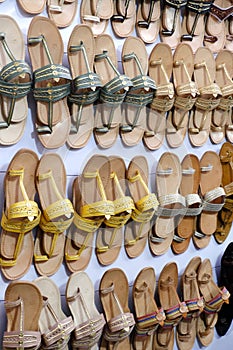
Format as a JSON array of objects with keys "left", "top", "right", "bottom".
[
  {"left": 80, "top": 0, "right": 114, "bottom": 36},
  {"left": 0, "top": 149, "right": 41, "bottom": 280},
  {"left": 172, "top": 154, "right": 202, "bottom": 255},
  {"left": 28, "top": 16, "right": 71, "bottom": 149},
  {"left": 176, "top": 257, "right": 204, "bottom": 350},
  {"left": 144, "top": 43, "right": 174, "bottom": 150},
  {"left": 125, "top": 156, "right": 159, "bottom": 258},
  {"left": 166, "top": 43, "right": 198, "bottom": 148},
  {"left": 188, "top": 47, "right": 222, "bottom": 147},
  {"left": 17, "top": 0, "right": 46, "bottom": 14},
  {"left": 94, "top": 34, "right": 132, "bottom": 148},
  {"left": 225, "top": 6, "right": 233, "bottom": 50},
  {"left": 111, "top": 0, "right": 136, "bottom": 38},
  {"left": 153, "top": 262, "right": 188, "bottom": 350},
  {"left": 181, "top": 0, "right": 213, "bottom": 52},
  {"left": 120, "top": 36, "right": 156, "bottom": 147},
  {"left": 99, "top": 268, "right": 135, "bottom": 350},
  {"left": 96, "top": 156, "right": 135, "bottom": 266},
  {"left": 136, "top": 0, "right": 161, "bottom": 44},
  {"left": 193, "top": 151, "right": 225, "bottom": 249},
  {"left": 34, "top": 153, "right": 74, "bottom": 276},
  {"left": 149, "top": 152, "right": 186, "bottom": 256},
  {"left": 65, "top": 155, "right": 114, "bottom": 272},
  {"left": 213, "top": 49, "right": 233, "bottom": 144},
  {"left": 67, "top": 24, "right": 102, "bottom": 149},
  {"left": 47, "top": 0, "right": 78, "bottom": 28},
  {"left": 66, "top": 271, "right": 105, "bottom": 349},
  {"left": 0, "top": 15, "right": 32, "bottom": 145},
  {"left": 34, "top": 276, "right": 74, "bottom": 350},
  {"left": 215, "top": 142, "right": 233, "bottom": 244},
  {"left": 197, "top": 258, "right": 230, "bottom": 347},
  {"left": 133, "top": 267, "right": 166, "bottom": 350},
  {"left": 3, "top": 281, "right": 43, "bottom": 349}
]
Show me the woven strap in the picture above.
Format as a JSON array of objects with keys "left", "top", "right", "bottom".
[
  {"left": 186, "top": 0, "right": 213, "bottom": 13},
  {"left": 202, "top": 287, "right": 230, "bottom": 314},
  {"left": 3, "top": 331, "right": 41, "bottom": 349},
  {"left": 185, "top": 193, "right": 203, "bottom": 216},
  {"left": 72, "top": 315, "right": 105, "bottom": 348},
  {"left": 202, "top": 187, "right": 225, "bottom": 212},
  {"left": 156, "top": 193, "right": 186, "bottom": 217}
]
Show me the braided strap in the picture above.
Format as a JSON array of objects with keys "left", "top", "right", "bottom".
[
  {"left": 125, "top": 75, "right": 156, "bottom": 106},
  {"left": 3, "top": 331, "right": 41, "bottom": 349},
  {"left": 185, "top": 193, "right": 203, "bottom": 216},
  {"left": 72, "top": 314, "right": 105, "bottom": 348},
  {"left": 174, "top": 81, "right": 198, "bottom": 110},
  {"left": 156, "top": 194, "right": 186, "bottom": 217},
  {"left": 202, "top": 187, "right": 225, "bottom": 213},
  {"left": 99, "top": 74, "right": 132, "bottom": 106},
  {"left": 187, "top": 0, "right": 213, "bottom": 14},
  {"left": 164, "top": 0, "right": 187, "bottom": 10},
  {"left": 68, "top": 72, "right": 101, "bottom": 106},
  {"left": 104, "top": 313, "right": 135, "bottom": 342},
  {"left": 42, "top": 317, "right": 74, "bottom": 349}
]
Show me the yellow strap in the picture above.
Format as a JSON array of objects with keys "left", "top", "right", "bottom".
[
  {"left": 65, "top": 231, "right": 92, "bottom": 261},
  {"left": 39, "top": 213, "right": 74, "bottom": 234},
  {"left": 34, "top": 231, "right": 60, "bottom": 261},
  {"left": 96, "top": 228, "right": 118, "bottom": 253},
  {"left": 43, "top": 198, "right": 74, "bottom": 221},
  {"left": 37, "top": 169, "right": 63, "bottom": 200}
]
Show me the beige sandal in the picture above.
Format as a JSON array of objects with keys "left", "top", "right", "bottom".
[{"left": 136, "top": 0, "right": 161, "bottom": 44}]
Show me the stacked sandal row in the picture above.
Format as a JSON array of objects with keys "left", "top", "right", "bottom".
[
  {"left": 1, "top": 15, "right": 233, "bottom": 149},
  {"left": 2, "top": 258, "right": 231, "bottom": 350},
  {"left": 14, "top": 0, "right": 233, "bottom": 53},
  {"left": 0, "top": 146, "right": 229, "bottom": 280}
]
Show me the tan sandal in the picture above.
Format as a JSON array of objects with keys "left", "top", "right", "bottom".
[
  {"left": 136, "top": 0, "right": 161, "bottom": 44},
  {"left": 17, "top": 0, "right": 46, "bottom": 14},
  {"left": 111, "top": 0, "right": 136, "bottom": 38},
  {"left": 47, "top": 0, "right": 78, "bottom": 28}
]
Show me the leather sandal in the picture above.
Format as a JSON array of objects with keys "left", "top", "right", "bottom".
[
  {"left": 80, "top": 0, "right": 114, "bottom": 36},
  {"left": 34, "top": 153, "right": 74, "bottom": 276},
  {"left": 154, "top": 262, "right": 188, "bottom": 350},
  {"left": 181, "top": 0, "right": 214, "bottom": 52},
  {"left": 225, "top": 4, "right": 233, "bottom": 50},
  {"left": 133, "top": 267, "right": 166, "bottom": 350},
  {"left": 197, "top": 258, "right": 230, "bottom": 347},
  {"left": 28, "top": 16, "right": 72, "bottom": 149},
  {"left": 120, "top": 36, "right": 156, "bottom": 147},
  {"left": 149, "top": 152, "right": 186, "bottom": 256},
  {"left": 47, "top": 0, "right": 78, "bottom": 28},
  {"left": 111, "top": 0, "right": 136, "bottom": 38},
  {"left": 0, "top": 149, "right": 41, "bottom": 280},
  {"left": 125, "top": 156, "right": 159, "bottom": 258},
  {"left": 17, "top": 0, "right": 46, "bottom": 14},
  {"left": 3, "top": 281, "right": 43, "bottom": 350},
  {"left": 65, "top": 155, "right": 114, "bottom": 272},
  {"left": 34, "top": 276, "right": 74, "bottom": 350},
  {"left": 172, "top": 154, "right": 202, "bottom": 255},
  {"left": 176, "top": 257, "right": 204, "bottom": 350},
  {"left": 144, "top": 43, "right": 174, "bottom": 150},
  {"left": 67, "top": 24, "right": 102, "bottom": 149},
  {"left": 99, "top": 268, "right": 135, "bottom": 350},
  {"left": 0, "top": 15, "right": 32, "bottom": 145},
  {"left": 215, "top": 142, "right": 233, "bottom": 244},
  {"left": 136, "top": 0, "right": 161, "bottom": 44},
  {"left": 166, "top": 43, "right": 198, "bottom": 148},
  {"left": 96, "top": 156, "right": 135, "bottom": 266},
  {"left": 193, "top": 151, "right": 225, "bottom": 249},
  {"left": 188, "top": 47, "right": 222, "bottom": 147},
  {"left": 66, "top": 271, "right": 106, "bottom": 349},
  {"left": 94, "top": 34, "right": 132, "bottom": 148}
]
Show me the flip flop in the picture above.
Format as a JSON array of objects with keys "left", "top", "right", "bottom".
[
  {"left": 34, "top": 276, "right": 74, "bottom": 349},
  {"left": 144, "top": 43, "right": 174, "bottom": 151},
  {"left": 0, "top": 15, "right": 32, "bottom": 145},
  {"left": 94, "top": 34, "right": 132, "bottom": 148},
  {"left": 193, "top": 151, "right": 225, "bottom": 249},
  {"left": 154, "top": 262, "right": 188, "bottom": 350},
  {"left": 166, "top": 43, "right": 199, "bottom": 148},
  {"left": 96, "top": 156, "right": 135, "bottom": 266},
  {"left": 160, "top": 0, "right": 186, "bottom": 48},
  {"left": 34, "top": 153, "right": 74, "bottom": 276},
  {"left": 28, "top": 16, "right": 71, "bottom": 149},
  {"left": 204, "top": 0, "right": 232, "bottom": 53},
  {"left": 149, "top": 152, "right": 186, "bottom": 256},
  {"left": 111, "top": 0, "right": 136, "bottom": 38},
  {"left": 136, "top": 0, "right": 161, "bottom": 44},
  {"left": 197, "top": 258, "right": 230, "bottom": 347},
  {"left": 120, "top": 36, "right": 156, "bottom": 147},
  {"left": 133, "top": 267, "right": 166, "bottom": 350},
  {"left": 125, "top": 156, "right": 159, "bottom": 258},
  {"left": 66, "top": 271, "right": 106, "bottom": 349},
  {"left": 67, "top": 24, "right": 102, "bottom": 149},
  {"left": 80, "top": 0, "right": 114, "bottom": 36},
  {"left": 188, "top": 47, "right": 222, "bottom": 147},
  {"left": 212, "top": 49, "right": 233, "bottom": 144},
  {"left": 0, "top": 149, "right": 41, "bottom": 280},
  {"left": 17, "top": 0, "right": 46, "bottom": 14},
  {"left": 215, "top": 142, "right": 233, "bottom": 244},
  {"left": 99, "top": 268, "right": 135, "bottom": 349},
  {"left": 176, "top": 257, "right": 204, "bottom": 350},
  {"left": 172, "top": 154, "right": 202, "bottom": 255},
  {"left": 3, "top": 281, "right": 43, "bottom": 349},
  {"left": 181, "top": 0, "right": 213, "bottom": 52},
  {"left": 47, "top": 0, "right": 78, "bottom": 28},
  {"left": 65, "top": 155, "right": 114, "bottom": 272}
]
